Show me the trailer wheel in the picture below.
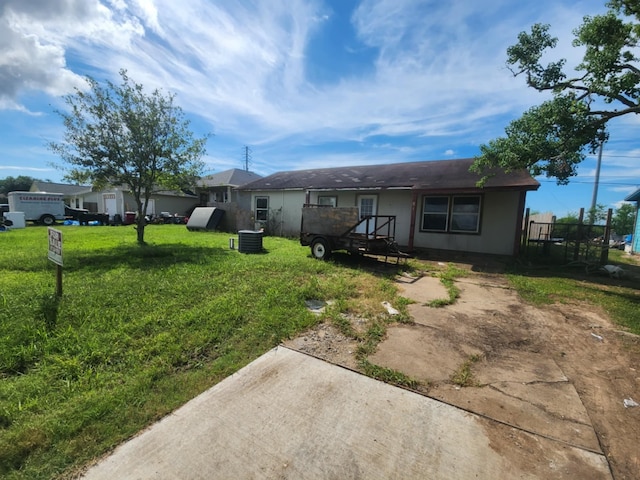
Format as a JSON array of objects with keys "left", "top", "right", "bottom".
[
  {"left": 40, "top": 214, "right": 56, "bottom": 226},
  {"left": 311, "top": 238, "right": 331, "bottom": 260}
]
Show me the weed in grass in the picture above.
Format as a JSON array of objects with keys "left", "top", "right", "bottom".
[
  {"left": 356, "top": 319, "right": 389, "bottom": 358},
  {"left": 425, "top": 263, "right": 465, "bottom": 307},
  {"left": 328, "top": 311, "right": 359, "bottom": 339},
  {"left": 391, "top": 296, "right": 413, "bottom": 323},
  {"left": 37, "top": 293, "right": 60, "bottom": 331},
  {"left": 359, "top": 360, "right": 419, "bottom": 389},
  {"left": 451, "top": 354, "right": 481, "bottom": 387}
]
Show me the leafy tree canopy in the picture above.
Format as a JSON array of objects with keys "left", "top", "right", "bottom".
[
  {"left": 612, "top": 202, "right": 636, "bottom": 233},
  {"left": 0, "top": 176, "right": 41, "bottom": 196},
  {"left": 50, "top": 70, "right": 209, "bottom": 244},
  {"left": 472, "top": 0, "right": 639, "bottom": 184}
]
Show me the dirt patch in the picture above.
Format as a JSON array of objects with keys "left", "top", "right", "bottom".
[
  {"left": 285, "top": 321, "right": 360, "bottom": 370},
  {"left": 284, "top": 267, "right": 640, "bottom": 480}
]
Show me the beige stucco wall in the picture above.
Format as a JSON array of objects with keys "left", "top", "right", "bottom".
[
  {"left": 120, "top": 192, "right": 199, "bottom": 217},
  {"left": 251, "top": 189, "right": 524, "bottom": 256},
  {"left": 412, "top": 190, "right": 522, "bottom": 255},
  {"left": 250, "top": 191, "right": 307, "bottom": 236}
]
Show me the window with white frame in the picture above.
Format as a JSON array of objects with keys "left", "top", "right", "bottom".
[
  {"left": 255, "top": 196, "right": 269, "bottom": 222},
  {"left": 421, "top": 195, "right": 481, "bottom": 233}
]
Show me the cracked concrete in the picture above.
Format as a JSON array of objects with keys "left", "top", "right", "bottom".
[
  {"left": 370, "top": 273, "right": 610, "bottom": 468},
  {"left": 286, "top": 264, "right": 640, "bottom": 479}
]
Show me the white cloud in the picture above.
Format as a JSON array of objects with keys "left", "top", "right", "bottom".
[
  {"left": 0, "top": 0, "right": 628, "bottom": 164},
  {"left": 0, "top": 0, "right": 145, "bottom": 106},
  {"left": 0, "top": 164, "right": 54, "bottom": 172}
]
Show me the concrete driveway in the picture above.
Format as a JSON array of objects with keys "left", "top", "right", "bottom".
[{"left": 81, "top": 347, "right": 611, "bottom": 479}]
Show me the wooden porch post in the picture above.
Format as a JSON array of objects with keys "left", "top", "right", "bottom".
[
  {"left": 408, "top": 190, "right": 418, "bottom": 251},
  {"left": 513, "top": 192, "right": 527, "bottom": 256}
]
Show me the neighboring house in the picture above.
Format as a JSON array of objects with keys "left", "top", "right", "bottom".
[
  {"left": 30, "top": 181, "right": 93, "bottom": 209},
  {"left": 197, "top": 169, "right": 262, "bottom": 208},
  {"left": 196, "top": 169, "right": 263, "bottom": 232},
  {"left": 624, "top": 188, "right": 640, "bottom": 254},
  {"left": 238, "top": 159, "right": 540, "bottom": 256},
  {"left": 30, "top": 181, "right": 199, "bottom": 221}
]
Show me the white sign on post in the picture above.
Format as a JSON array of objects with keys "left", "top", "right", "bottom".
[{"left": 48, "top": 227, "right": 63, "bottom": 266}]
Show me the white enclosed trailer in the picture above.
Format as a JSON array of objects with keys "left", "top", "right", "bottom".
[{"left": 8, "top": 191, "right": 65, "bottom": 225}]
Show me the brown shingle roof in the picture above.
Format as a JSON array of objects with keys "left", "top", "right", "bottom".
[{"left": 240, "top": 159, "right": 539, "bottom": 193}]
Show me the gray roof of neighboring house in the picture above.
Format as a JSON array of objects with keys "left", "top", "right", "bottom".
[
  {"left": 624, "top": 188, "right": 640, "bottom": 202},
  {"left": 31, "top": 181, "right": 197, "bottom": 198},
  {"left": 239, "top": 159, "right": 540, "bottom": 193},
  {"left": 31, "top": 181, "right": 93, "bottom": 196},
  {"left": 199, "top": 169, "right": 262, "bottom": 188}
]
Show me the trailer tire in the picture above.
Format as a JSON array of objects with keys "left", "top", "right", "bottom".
[
  {"left": 40, "top": 214, "right": 56, "bottom": 226},
  {"left": 311, "top": 238, "right": 331, "bottom": 260}
]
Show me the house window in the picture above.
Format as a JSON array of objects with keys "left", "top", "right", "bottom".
[
  {"left": 318, "top": 196, "right": 337, "bottom": 207},
  {"left": 450, "top": 196, "right": 481, "bottom": 233},
  {"left": 255, "top": 196, "right": 269, "bottom": 222},
  {"left": 422, "top": 197, "right": 449, "bottom": 232},
  {"left": 421, "top": 195, "right": 481, "bottom": 233}
]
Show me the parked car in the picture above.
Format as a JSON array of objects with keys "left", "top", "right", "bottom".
[
  {"left": 64, "top": 206, "right": 109, "bottom": 225},
  {"left": 65, "top": 205, "right": 90, "bottom": 220}
]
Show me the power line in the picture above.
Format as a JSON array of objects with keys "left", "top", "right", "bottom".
[
  {"left": 598, "top": 153, "right": 640, "bottom": 158},
  {"left": 537, "top": 179, "right": 640, "bottom": 186}
]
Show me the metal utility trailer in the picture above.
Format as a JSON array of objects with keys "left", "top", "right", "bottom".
[{"left": 300, "top": 204, "right": 408, "bottom": 262}]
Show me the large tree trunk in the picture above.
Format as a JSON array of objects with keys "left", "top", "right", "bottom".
[
  {"left": 136, "top": 217, "right": 146, "bottom": 244},
  {"left": 134, "top": 192, "right": 147, "bottom": 245}
]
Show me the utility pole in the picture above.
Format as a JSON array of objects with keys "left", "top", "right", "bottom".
[{"left": 589, "top": 136, "right": 604, "bottom": 225}]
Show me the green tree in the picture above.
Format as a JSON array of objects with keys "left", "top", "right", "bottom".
[
  {"left": 588, "top": 203, "right": 608, "bottom": 224},
  {"left": 472, "top": 0, "right": 639, "bottom": 184},
  {"left": 50, "top": 70, "right": 208, "bottom": 244},
  {"left": 0, "top": 176, "right": 40, "bottom": 197},
  {"left": 556, "top": 212, "right": 580, "bottom": 224},
  {"left": 612, "top": 202, "right": 636, "bottom": 233}
]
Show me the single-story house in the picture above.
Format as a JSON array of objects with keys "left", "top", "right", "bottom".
[
  {"left": 30, "top": 181, "right": 93, "bottom": 209},
  {"left": 623, "top": 188, "right": 640, "bottom": 254},
  {"left": 195, "top": 169, "right": 263, "bottom": 232},
  {"left": 30, "top": 181, "right": 199, "bottom": 221},
  {"left": 238, "top": 159, "right": 540, "bottom": 256},
  {"left": 197, "top": 169, "right": 262, "bottom": 209}
]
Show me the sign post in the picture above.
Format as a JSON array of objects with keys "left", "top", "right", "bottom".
[{"left": 48, "top": 227, "right": 63, "bottom": 296}]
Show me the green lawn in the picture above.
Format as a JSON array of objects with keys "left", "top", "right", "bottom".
[
  {"left": 2, "top": 225, "right": 638, "bottom": 478},
  {"left": 0, "top": 225, "right": 404, "bottom": 479}
]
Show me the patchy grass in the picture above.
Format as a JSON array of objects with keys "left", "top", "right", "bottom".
[
  {"left": 426, "top": 263, "right": 466, "bottom": 307},
  {"left": 0, "top": 225, "right": 408, "bottom": 479},
  {"left": 507, "top": 262, "right": 640, "bottom": 335},
  {"left": 359, "top": 360, "right": 420, "bottom": 390},
  {"left": 450, "top": 354, "right": 481, "bottom": 387}
]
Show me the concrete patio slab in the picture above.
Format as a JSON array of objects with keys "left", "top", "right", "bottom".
[
  {"left": 82, "top": 347, "right": 611, "bottom": 480},
  {"left": 396, "top": 274, "right": 449, "bottom": 303}
]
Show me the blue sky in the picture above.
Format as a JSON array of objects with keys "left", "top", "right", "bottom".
[{"left": 1, "top": 0, "right": 639, "bottom": 218}]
